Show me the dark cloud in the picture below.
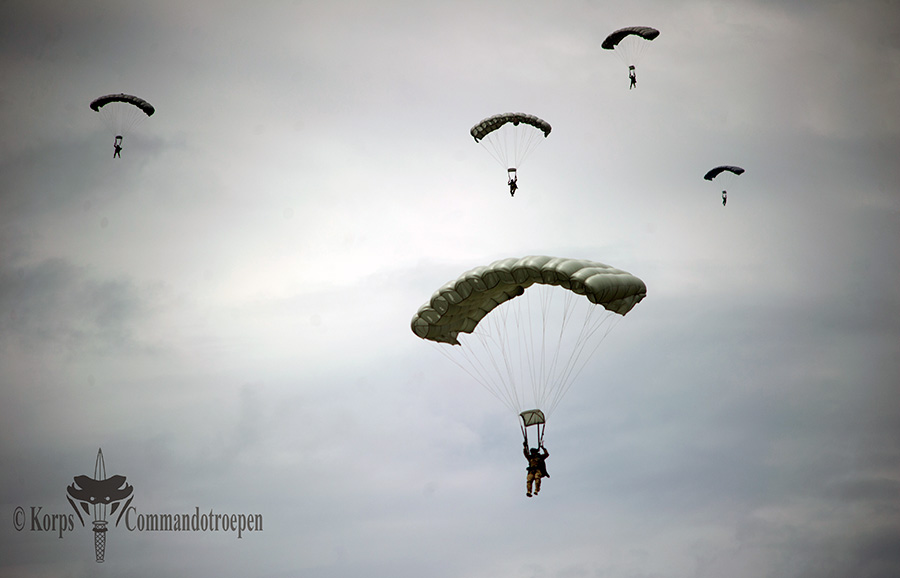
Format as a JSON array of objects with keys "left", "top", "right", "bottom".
[
  {"left": 0, "top": 258, "right": 159, "bottom": 357},
  {"left": 825, "top": 475, "right": 900, "bottom": 506},
  {"left": 0, "top": 0, "right": 160, "bottom": 68},
  {"left": 788, "top": 523, "right": 900, "bottom": 578}
]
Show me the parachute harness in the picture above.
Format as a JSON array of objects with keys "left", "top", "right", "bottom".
[{"left": 520, "top": 416, "right": 545, "bottom": 448}]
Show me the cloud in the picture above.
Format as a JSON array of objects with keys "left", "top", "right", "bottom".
[{"left": 0, "top": 258, "right": 160, "bottom": 358}]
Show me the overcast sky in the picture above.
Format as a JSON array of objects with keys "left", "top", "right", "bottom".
[{"left": 2, "top": 1, "right": 899, "bottom": 577}]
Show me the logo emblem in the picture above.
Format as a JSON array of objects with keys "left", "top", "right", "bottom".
[{"left": 66, "top": 449, "right": 133, "bottom": 562}]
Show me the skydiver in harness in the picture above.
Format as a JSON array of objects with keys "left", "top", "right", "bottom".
[
  {"left": 722, "top": 190, "right": 727, "bottom": 206},
  {"left": 629, "top": 65, "right": 637, "bottom": 90},
  {"left": 507, "top": 168, "right": 518, "bottom": 197},
  {"left": 113, "top": 135, "right": 123, "bottom": 159},
  {"left": 524, "top": 442, "right": 549, "bottom": 497},
  {"left": 519, "top": 409, "right": 548, "bottom": 496}
]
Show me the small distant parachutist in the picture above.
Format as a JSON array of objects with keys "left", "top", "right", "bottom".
[
  {"left": 470, "top": 113, "right": 550, "bottom": 199},
  {"left": 508, "top": 169, "right": 518, "bottom": 197},
  {"left": 704, "top": 165, "right": 744, "bottom": 206},
  {"left": 90, "top": 93, "right": 154, "bottom": 159},
  {"left": 602, "top": 27, "right": 659, "bottom": 90}
]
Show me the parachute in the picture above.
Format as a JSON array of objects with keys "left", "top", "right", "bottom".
[
  {"left": 89, "top": 94, "right": 155, "bottom": 117},
  {"left": 703, "top": 165, "right": 745, "bottom": 181},
  {"left": 470, "top": 113, "right": 551, "bottom": 195},
  {"left": 601, "top": 26, "right": 660, "bottom": 50},
  {"left": 704, "top": 165, "right": 745, "bottom": 206},
  {"left": 90, "top": 93, "right": 155, "bottom": 151},
  {"left": 411, "top": 256, "right": 646, "bottom": 437},
  {"left": 602, "top": 26, "right": 660, "bottom": 87},
  {"left": 470, "top": 113, "right": 551, "bottom": 143}
]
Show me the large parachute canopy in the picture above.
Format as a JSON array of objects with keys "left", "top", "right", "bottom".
[
  {"left": 470, "top": 113, "right": 551, "bottom": 143},
  {"left": 90, "top": 93, "right": 155, "bottom": 140},
  {"left": 470, "top": 113, "right": 551, "bottom": 187},
  {"left": 411, "top": 256, "right": 646, "bottom": 420},
  {"left": 602, "top": 26, "right": 660, "bottom": 80}
]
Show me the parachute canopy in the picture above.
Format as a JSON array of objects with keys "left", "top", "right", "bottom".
[
  {"left": 470, "top": 113, "right": 551, "bottom": 143},
  {"left": 89, "top": 93, "right": 155, "bottom": 116},
  {"left": 601, "top": 26, "right": 660, "bottom": 50},
  {"left": 412, "top": 256, "right": 646, "bottom": 418},
  {"left": 412, "top": 256, "right": 646, "bottom": 346},
  {"left": 704, "top": 165, "right": 745, "bottom": 180}
]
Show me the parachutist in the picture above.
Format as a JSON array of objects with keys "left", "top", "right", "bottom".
[
  {"left": 602, "top": 27, "right": 659, "bottom": 88},
  {"left": 90, "top": 94, "right": 154, "bottom": 158},
  {"left": 524, "top": 441, "right": 549, "bottom": 497},
  {"left": 704, "top": 165, "right": 744, "bottom": 205},
  {"left": 470, "top": 114, "right": 550, "bottom": 198}
]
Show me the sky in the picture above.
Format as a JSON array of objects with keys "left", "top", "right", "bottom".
[{"left": 1, "top": 0, "right": 899, "bottom": 576}]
